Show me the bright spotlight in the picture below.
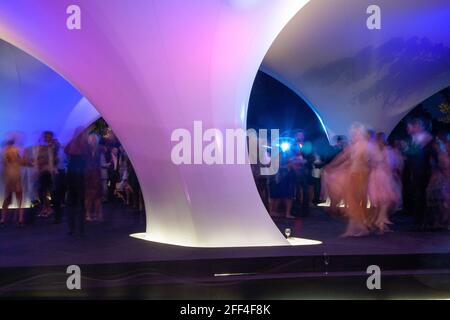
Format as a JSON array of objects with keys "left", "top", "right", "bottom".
[{"left": 280, "top": 142, "right": 291, "bottom": 152}]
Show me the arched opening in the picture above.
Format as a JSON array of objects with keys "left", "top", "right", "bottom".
[
  {"left": 0, "top": 38, "right": 99, "bottom": 208},
  {"left": 0, "top": 40, "right": 146, "bottom": 266},
  {"left": 1, "top": 0, "right": 317, "bottom": 249}
]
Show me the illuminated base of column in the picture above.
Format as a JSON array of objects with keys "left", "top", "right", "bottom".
[{"left": 130, "top": 233, "right": 322, "bottom": 248}]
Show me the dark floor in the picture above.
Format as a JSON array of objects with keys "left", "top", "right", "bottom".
[
  {"left": 2, "top": 273, "right": 450, "bottom": 299},
  {"left": 1, "top": 204, "right": 450, "bottom": 298},
  {"left": 0, "top": 204, "right": 449, "bottom": 268}
]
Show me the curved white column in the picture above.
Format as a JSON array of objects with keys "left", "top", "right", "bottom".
[{"left": 0, "top": 0, "right": 310, "bottom": 247}]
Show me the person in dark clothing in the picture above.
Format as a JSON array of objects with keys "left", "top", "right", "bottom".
[
  {"left": 36, "top": 131, "right": 58, "bottom": 217},
  {"left": 290, "top": 131, "right": 312, "bottom": 216},
  {"left": 404, "top": 118, "right": 437, "bottom": 229},
  {"left": 52, "top": 137, "right": 66, "bottom": 224},
  {"left": 107, "top": 147, "right": 121, "bottom": 202},
  {"left": 269, "top": 154, "right": 296, "bottom": 218},
  {"left": 85, "top": 134, "right": 103, "bottom": 221},
  {"left": 64, "top": 128, "right": 88, "bottom": 236},
  {"left": 127, "top": 159, "right": 140, "bottom": 208},
  {"left": 310, "top": 151, "right": 325, "bottom": 204}
]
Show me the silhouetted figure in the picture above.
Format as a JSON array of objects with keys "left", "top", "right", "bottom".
[
  {"left": 368, "top": 132, "right": 401, "bottom": 234},
  {"left": 426, "top": 131, "right": 450, "bottom": 230},
  {"left": 310, "top": 151, "right": 324, "bottom": 204},
  {"left": 36, "top": 131, "right": 57, "bottom": 217},
  {"left": 107, "top": 147, "right": 121, "bottom": 202},
  {"left": 269, "top": 153, "right": 295, "bottom": 219},
  {"left": 290, "top": 131, "right": 312, "bottom": 216},
  {"left": 404, "top": 118, "right": 436, "bottom": 229},
  {"left": 65, "top": 128, "right": 88, "bottom": 236},
  {"left": 52, "top": 137, "right": 66, "bottom": 224},
  {"left": 85, "top": 134, "right": 103, "bottom": 221}
]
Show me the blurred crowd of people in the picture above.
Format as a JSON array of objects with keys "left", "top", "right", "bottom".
[
  {"left": 1, "top": 127, "right": 143, "bottom": 235},
  {"left": 2, "top": 117, "right": 449, "bottom": 239},
  {"left": 254, "top": 118, "right": 450, "bottom": 237}
]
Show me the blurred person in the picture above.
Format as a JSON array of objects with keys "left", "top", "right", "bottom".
[
  {"left": 442, "top": 133, "right": 450, "bottom": 230},
  {"left": 322, "top": 135, "right": 353, "bottom": 215},
  {"left": 389, "top": 139, "right": 405, "bottom": 211},
  {"left": 1, "top": 139, "right": 24, "bottom": 226},
  {"left": 20, "top": 144, "right": 41, "bottom": 225},
  {"left": 321, "top": 135, "right": 348, "bottom": 207},
  {"left": 398, "top": 138, "right": 413, "bottom": 215},
  {"left": 126, "top": 158, "right": 143, "bottom": 210},
  {"left": 269, "top": 153, "right": 295, "bottom": 219},
  {"left": 321, "top": 135, "right": 349, "bottom": 213},
  {"left": 114, "top": 160, "right": 134, "bottom": 205},
  {"left": 103, "top": 128, "right": 119, "bottom": 149},
  {"left": 22, "top": 144, "right": 39, "bottom": 208},
  {"left": 108, "top": 147, "right": 121, "bottom": 202},
  {"left": 309, "top": 150, "right": 324, "bottom": 205},
  {"left": 290, "top": 130, "right": 312, "bottom": 216},
  {"left": 404, "top": 118, "right": 436, "bottom": 230},
  {"left": 323, "top": 123, "right": 370, "bottom": 237},
  {"left": 36, "top": 131, "right": 58, "bottom": 217},
  {"left": 118, "top": 146, "right": 129, "bottom": 177},
  {"left": 426, "top": 131, "right": 450, "bottom": 230},
  {"left": 85, "top": 134, "right": 103, "bottom": 221},
  {"left": 65, "top": 128, "right": 89, "bottom": 236},
  {"left": 342, "top": 124, "right": 371, "bottom": 236},
  {"left": 123, "top": 166, "right": 135, "bottom": 207},
  {"left": 99, "top": 144, "right": 110, "bottom": 202},
  {"left": 52, "top": 137, "right": 67, "bottom": 224},
  {"left": 368, "top": 132, "right": 401, "bottom": 234}
]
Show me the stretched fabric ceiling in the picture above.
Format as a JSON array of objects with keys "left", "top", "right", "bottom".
[{"left": 262, "top": 0, "right": 450, "bottom": 137}]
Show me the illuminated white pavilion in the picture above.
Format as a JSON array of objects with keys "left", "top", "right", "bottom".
[{"left": 0, "top": 0, "right": 449, "bottom": 247}]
